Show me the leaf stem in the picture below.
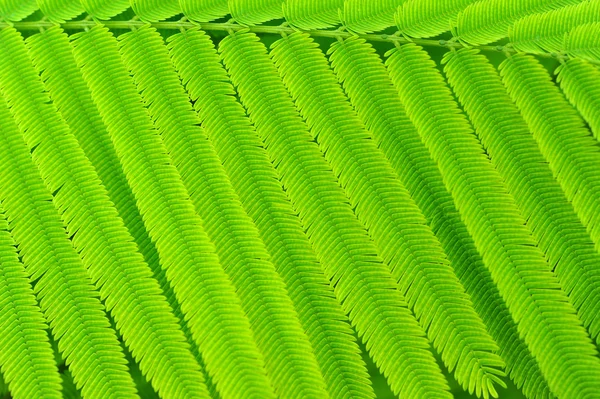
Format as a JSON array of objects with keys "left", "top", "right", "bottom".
[{"left": 1, "top": 19, "right": 592, "bottom": 63}]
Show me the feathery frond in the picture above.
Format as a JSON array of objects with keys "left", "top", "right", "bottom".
[
  {"left": 328, "top": 36, "right": 552, "bottom": 399},
  {"left": 453, "top": 0, "right": 584, "bottom": 45},
  {"left": 396, "top": 0, "right": 475, "bottom": 39},
  {"left": 180, "top": 0, "right": 228, "bottom": 22},
  {"left": 277, "top": 32, "right": 504, "bottom": 399},
  {"left": 229, "top": 0, "right": 283, "bottom": 25},
  {"left": 509, "top": 0, "right": 600, "bottom": 54},
  {"left": 79, "top": 0, "right": 129, "bottom": 19},
  {"left": 70, "top": 24, "right": 275, "bottom": 399},
  {"left": 0, "top": 0, "right": 36, "bottom": 21},
  {"left": 500, "top": 54, "right": 600, "bottom": 260},
  {"left": 556, "top": 58, "right": 600, "bottom": 141},
  {"left": 23, "top": 27, "right": 195, "bottom": 372},
  {"left": 563, "top": 22, "right": 600, "bottom": 62},
  {"left": 444, "top": 48, "right": 600, "bottom": 344},
  {"left": 283, "top": 0, "right": 343, "bottom": 30},
  {"left": 0, "top": 191, "right": 61, "bottom": 399},
  {"left": 386, "top": 42, "right": 600, "bottom": 399},
  {"left": 343, "top": 0, "right": 404, "bottom": 33},
  {"left": 22, "top": 26, "right": 210, "bottom": 399},
  {"left": 243, "top": 31, "right": 453, "bottom": 399},
  {"left": 1, "top": 2, "right": 600, "bottom": 398},
  {"left": 0, "top": 26, "right": 142, "bottom": 399},
  {"left": 169, "top": 27, "right": 373, "bottom": 399},
  {"left": 120, "top": 26, "right": 328, "bottom": 399},
  {"left": 37, "top": 0, "right": 84, "bottom": 22},
  {"left": 130, "top": 0, "right": 180, "bottom": 21}
]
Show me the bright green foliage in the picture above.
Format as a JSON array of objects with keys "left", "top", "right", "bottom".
[
  {"left": 0, "top": 199, "right": 62, "bottom": 399},
  {"left": 454, "top": 0, "right": 584, "bottom": 45},
  {"left": 444, "top": 48, "right": 600, "bottom": 342},
  {"left": 70, "top": 25, "right": 275, "bottom": 399},
  {"left": 229, "top": 0, "right": 283, "bottom": 25},
  {"left": 180, "top": 0, "right": 228, "bottom": 21},
  {"left": 23, "top": 27, "right": 196, "bottom": 374},
  {"left": 0, "top": 26, "right": 139, "bottom": 399},
  {"left": 509, "top": 0, "right": 600, "bottom": 53},
  {"left": 556, "top": 58, "right": 600, "bottom": 141},
  {"left": 1, "top": 2, "right": 600, "bottom": 399},
  {"left": 563, "top": 22, "right": 600, "bottom": 62},
  {"left": 80, "top": 0, "right": 129, "bottom": 19},
  {"left": 0, "top": 0, "right": 36, "bottom": 20},
  {"left": 500, "top": 54, "right": 600, "bottom": 255},
  {"left": 130, "top": 0, "right": 180, "bottom": 21},
  {"left": 262, "top": 31, "right": 451, "bottom": 399},
  {"left": 283, "top": 0, "right": 343, "bottom": 29},
  {"left": 37, "top": 0, "right": 83, "bottom": 21},
  {"left": 120, "top": 26, "right": 328, "bottom": 399},
  {"left": 328, "top": 37, "right": 552, "bottom": 399},
  {"left": 276, "top": 32, "right": 504, "bottom": 399},
  {"left": 343, "top": 0, "right": 404, "bottom": 33},
  {"left": 169, "top": 28, "right": 374, "bottom": 399},
  {"left": 23, "top": 26, "right": 210, "bottom": 399},
  {"left": 24, "top": 25, "right": 168, "bottom": 315},
  {"left": 396, "top": 0, "right": 476, "bottom": 38},
  {"left": 386, "top": 43, "right": 600, "bottom": 399}
]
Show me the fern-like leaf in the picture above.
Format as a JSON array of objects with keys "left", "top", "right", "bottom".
[
  {"left": 444, "top": 48, "right": 600, "bottom": 345},
  {"left": 328, "top": 36, "right": 552, "bottom": 399},
  {"left": 180, "top": 0, "right": 228, "bottom": 22},
  {"left": 396, "top": 0, "right": 476, "bottom": 38},
  {"left": 36, "top": 0, "right": 84, "bottom": 22},
  {"left": 509, "top": 0, "right": 600, "bottom": 54},
  {"left": 70, "top": 25, "right": 275, "bottom": 399},
  {"left": 276, "top": 32, "right": 504, "bottom": 399},
  {"left": 453, "top": 0, "right": 584, "bottom": 45},
  {"left": 170, "top": 28, "right": 374, "bottom": 399},
  {"left": 120, "top": 26, "right": 328, "bottom": 399},
  {"left": 0, "top": 0, "right": 36, "bottom": 21},
  {"left": 0, "top": 26, "right": 141, "bottom": 399},
  {"left": 343, "top": 0, "right": 404, "bottom": 33},
  {"left": 0, "top": 180, "right": 61, "bottom": 399},
  {"left": 500, "top": 54, "right": 600, "bottom": 264},
  {"left": 228, "top": 31, "right": 454, "bottom": 399},
  {"left": 229, "top": 0, "right": 283, "bottom": 25},
  {"left": 23, "top": 26, "right": 210, "bottom": 399},
  {"left": 563, "top": 22, "right": 600, "bottom": 62},
  {"left": 283, "top": 0, "right": 343, "bottom": 30},
  {"left": 130, "top": 0, "right": 180, "bottom": 21},
  {"left": 556, "top": 58, "right": 600, "bottom": 141},
  {"left": 79, "top": 0, "right": 129, "bottom": 19},
  {"left": 386, "top": 43, "right": 600, "bottom": 399}
]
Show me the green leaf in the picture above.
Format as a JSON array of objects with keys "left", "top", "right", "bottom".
[
  {"left": 387, "top": 42, "right": 600, "bottom": 399},
  {"left": 509, "top": 0, "right": 600, "bottom": 54},
  {"left": 120, "top": 25, "right": 328, "bottom": 399},
  {"left": 229, "top": 0, "right": 284, "bottom": 25},
  {"left": 229, "top": 30, "right": 452, "bottom": 399},
  {"left": 329, "top": 36, "right": 551, "bottom": 399},
  {"left": 0, "top": 0, "right": 36, "bottom": 21},
  {"left": 0, "top": 26, "right": 139, "bottom": 399},
  {"left": 180, "top": 0, "right": 228, "bottom": 22},
  {"left": 563, "top": 22, "right": 600, "bottom": 62},
  {"left": 283, "top": 0, "right": 343, "bottom": 29},
  {"left": 70, "top": 24, "right": 275, "bottom": 399},
  {"left": 500, "top": 53, "right": 600, "bottom": 281},
  {"left": 23, "top": 26, "right": 210, "bottom": 399},
  {"left": 396, "top": 0, "right": 476, "bottom": 38},
  {"left": 453, "top": 0, "right": 584, "bottom": 45},
  {"left": 343, "top": 0, "right": 404, "bottom": 33},
  {"left": 556, "top": 58, "right": 600, "bottom": 141},
  {"left": 0, "top": 195, "right": 62, "bottom": 399}
]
